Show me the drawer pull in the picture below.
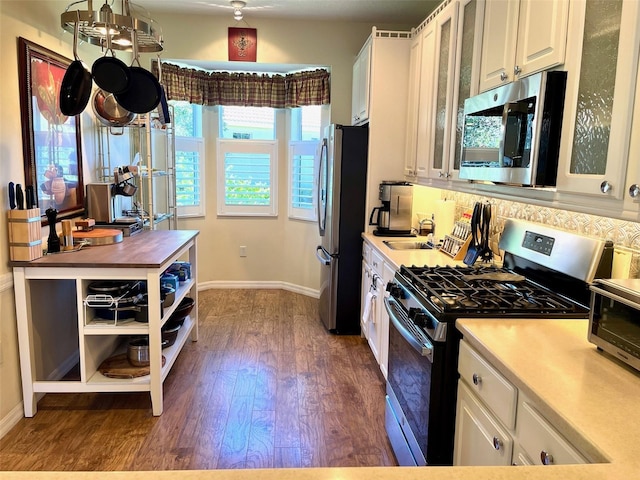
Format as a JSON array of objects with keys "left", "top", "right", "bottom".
[
  {"left": 540, "top": 450, "right": 554, "bottom": 465},
  {"left": 472, "top": 373, "right": 482, "bottom": 386},
  {"left": 493, "top": 436, "right": 503, "bottom": 451}
]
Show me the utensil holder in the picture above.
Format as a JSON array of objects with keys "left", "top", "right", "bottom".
[{"left": 7, "top": 208, "right": 43, "bottom": 261}]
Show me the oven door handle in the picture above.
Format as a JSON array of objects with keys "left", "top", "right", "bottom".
[{"left": 384, "top": 297, "right": 434, "bottom": 363}]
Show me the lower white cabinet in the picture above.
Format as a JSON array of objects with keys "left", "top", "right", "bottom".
[
  {"left": 360, "top": 241, "right": 394, "bottom": 379},
  {"left": 516, "top": 396, "right": 587, "bottom": 465},
  {"left": 454, "top": 339, "right": 588, "bottom": 466},
  {"left": 454, "top": 381, "right": 514, "bottom": 466}
]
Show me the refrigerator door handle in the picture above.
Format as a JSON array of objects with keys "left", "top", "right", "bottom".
[
  {"left": 317, "top": 138, "right": 328, "bottom": 236},
  {"left": 316, "top": 245, "right": 334, "bottom": 265}
]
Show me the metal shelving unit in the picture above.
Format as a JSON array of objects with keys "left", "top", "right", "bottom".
[{"left": 95, "top": 109, "right": 177, "bottom": 230}]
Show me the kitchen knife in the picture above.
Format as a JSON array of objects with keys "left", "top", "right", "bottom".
[
  {"left": 25, "top": 185, "right": 36, "bottom": 209},
  {"left": 8, "top": 182, "right": 15, "bottom": 209},
  {"left": 15, "top": 184, "right": 24, "bottom": 210}
]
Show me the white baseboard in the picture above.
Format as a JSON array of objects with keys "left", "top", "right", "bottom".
[
  {"left": 0, "top": 271, "right": 13, "bottom": 293},
  {"left": 0, "top": 402, "right": 24, "bottom": 439},
  {"left": 198, "top": 280, "right": 319, "bottom": 299}
]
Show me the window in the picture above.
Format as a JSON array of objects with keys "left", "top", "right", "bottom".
[
  {"left": 217, "top": 106, "right": 278, "bottom": 216},
  {"left": 217, "top": 140, "right": 278, "bottom": 216},
  {"left": 220, "top": 106, "right": 275, "bottom": 140},
  {"left": 171, "top": 101, "right": 205, "bottom": 217},
  {"left": 288, "top": 106, "right": 323, "bottom": 221}
]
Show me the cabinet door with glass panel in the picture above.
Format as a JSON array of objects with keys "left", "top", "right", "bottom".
[
  {"left": 556, "top": 0, "right": 640, "bottom": 199},
  {"left": 426, "top": 0, "right": 459, "bottom": 180},
  {"left": 447, "top": 0, "right": 484, "bottom": 182}
]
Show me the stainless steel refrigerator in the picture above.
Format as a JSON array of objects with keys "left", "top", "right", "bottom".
[{"left": 315, "top": 124, "right": 369, "bottom": 334}]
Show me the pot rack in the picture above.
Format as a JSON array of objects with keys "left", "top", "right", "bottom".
[{"left": 60, "top": 0, "right": 163, "bottom": 53}]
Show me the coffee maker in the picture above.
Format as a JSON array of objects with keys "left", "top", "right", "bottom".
[{"left": 369, "top": 181, "right": 415, "bottom": 236}]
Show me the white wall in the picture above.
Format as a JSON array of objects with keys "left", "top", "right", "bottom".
[{"left": 0, "top": 1, "right": 412, "bottom": 432}]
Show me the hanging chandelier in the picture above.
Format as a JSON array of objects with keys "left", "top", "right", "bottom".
[{"left": 60, "top": 0, "right": 163, "bottom": 53}]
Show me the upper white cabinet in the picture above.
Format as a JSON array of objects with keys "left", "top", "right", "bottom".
[
  {"left": 352, "top": 38, "right": 372, "bottom": 125},
  {"left": 447, "top": 0, "right": 484, "bottom": 181},
  {"left": 478, "top": 0, "right": 569, "bottom": 92},
  {"left": 360, "top": 28, "right": 411, "bottom": 231},
  {"left": 556, "top": 0, "right": 640, "bottom": 200},
  {"left": 411, "top": 21, "right": 437, "bottom": 179},
  {"left": 404, "top": 32, "right": 425, "bottom": 177},
  {"left": 426, "top": 0, "right": 460, "bottom": 180},
  {"left": 406, "top": 0, "right": 484, "bottom": 183}
]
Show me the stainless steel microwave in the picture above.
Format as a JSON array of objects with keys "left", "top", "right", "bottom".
[
  {"left": 459, "top": 71, "right": 567, "bottom": 187},
  {"left": 589, "top": 278, "right": 640, "bottom": 372}
]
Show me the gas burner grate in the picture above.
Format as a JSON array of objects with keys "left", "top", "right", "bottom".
[{"left": 400, "top": 265, "right": 584, "bottom": 316}]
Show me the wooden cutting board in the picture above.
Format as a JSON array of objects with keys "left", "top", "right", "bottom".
[
  {"left": 73, "top": 228, "right": 123, "bottom": 246},
  {"left": 98, "top": 353, "right": 166, "bottom": 378}
]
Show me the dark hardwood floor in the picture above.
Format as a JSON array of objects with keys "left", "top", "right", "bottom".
[{"left": 0, "top": 289, "right": 397, "bottom": 470}]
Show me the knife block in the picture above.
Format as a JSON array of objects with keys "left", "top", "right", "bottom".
[{"left": 7, "top": 208, "right": 43, "bottom": 261}]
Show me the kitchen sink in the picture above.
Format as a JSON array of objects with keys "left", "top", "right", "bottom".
[{"left": 383, "top": 240, "right": 434, "bottom": 250}]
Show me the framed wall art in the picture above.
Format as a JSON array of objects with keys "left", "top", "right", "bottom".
[
  {"left": 17, "top": 37, "right": 84, "bottom": 222},
  {"left": 228, "top": 27, "right": 257, "bottom": 62}
]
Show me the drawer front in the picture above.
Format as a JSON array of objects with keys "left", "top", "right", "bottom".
[
  {"left": 363, "top": 241, "right": 372, "bottom": 264},
  {"left": 454, "top": 381, "right": 514, "bottom": 466},
  {"left": 516, "top": 398, "right": 587, "bottom": 465},
  {"left": 458, "top": 340, "right": 517, "bottom": 429},
  {"left": 370, "top": 247, "right": 384, "bottom": 275}
]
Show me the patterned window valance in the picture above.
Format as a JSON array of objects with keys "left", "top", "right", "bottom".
[{"left": 153, "top": 62, "right": 330, "bottom": 108}]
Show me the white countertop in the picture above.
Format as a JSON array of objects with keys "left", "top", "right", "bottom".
[{"left": 361, "top": 232, "right": 466, "bottom": 270}]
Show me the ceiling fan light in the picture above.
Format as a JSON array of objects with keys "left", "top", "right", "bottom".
[{"left": 234, "top": 10, "right": 243, "bottom": 21}]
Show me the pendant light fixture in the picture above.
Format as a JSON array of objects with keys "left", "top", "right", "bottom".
[
  {"left": 231, "top": 1, "right": 246, "bottom": 21},
  {"left": 60, "top": 0, "right": 163, "bottom": 53}
]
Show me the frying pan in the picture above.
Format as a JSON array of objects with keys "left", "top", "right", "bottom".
[
  {"left": 59, "top": 12, "right": 92, "bottom": 116},
  {"left": 92, "top": 88, "right": 136, "bottom": 127},
  {"left": 115, "top": 31, "right": 161, "bottom": 114},
  {"left": 91, "top": 25, "right": 130, "bottom": 94}
]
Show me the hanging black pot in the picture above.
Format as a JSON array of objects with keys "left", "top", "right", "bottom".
[
  {"left": 114, "top": 31, "right": 161, "bottom": 114},
  {"left": 59, "top": 13, "right": 92, "bottom": 116},
  {"left": 91, "top": 27, "right": 130, "bottom": 94}
]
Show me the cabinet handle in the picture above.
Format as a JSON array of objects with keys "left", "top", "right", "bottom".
[
  {"left": 472, "top": 373, "right": 482, "bottom": 386},
  {"left": 500, "top": 72, "right": 508, "bottom": 82},
  {"left": 540, "top": 450, "right": 554, "bottom": 465},
  {"left": 514, "top": 65, "right": 522, "bottom": 76},
  {"left": 493, "top": 436, "right": 503, "bottom": 451},
  {"left": 629, "top": 184, "right": 640, "bottom": 198},
  {"left": 600, "top": 180, "right": 612, "bottom": 194}
]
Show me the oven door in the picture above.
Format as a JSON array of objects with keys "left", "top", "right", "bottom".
[{"left": 385, "top": 296, "right": 449, "bottom": 466}]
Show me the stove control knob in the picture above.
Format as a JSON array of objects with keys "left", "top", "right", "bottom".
[
  {"left": 387, "top": 283, "right": 403, "bottom": 298},
  {"left": 410, "top": 310, "right": 430, "bottom": 328}
]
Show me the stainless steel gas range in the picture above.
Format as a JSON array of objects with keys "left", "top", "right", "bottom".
[{"left": 383, "top": 219, "right": 613, "bottom": 466}]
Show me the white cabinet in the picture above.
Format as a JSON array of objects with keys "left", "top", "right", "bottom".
[
  {"left": 361, "top": 29, "right": 411, "bottom": 233},
  {"left": 426, "top": 0, "right": 460, "bottom": 180},
  {"left": 478, "top": 0, "right": 569, "bottom": 92},
  {"left": 454, "top": 340, "right": 588, "bottom": 466},
  {"left": 404, "top": 32, "right": 425, "bottom": 178},
  {"left": 556, "top": 0, "right": 640, "bottom": 200},
  {"left": 516, "top": 396, "right": 587, "bottom": 465},
  {"left": 407, "top": 0, "right": 484, "bottom": 183},
  {"left": 455, "top": 381, "right": 514, "bottom": 466},
  {"left": 352, "top": 38, "right": 372, "bottom": 125},
  {"left": 360, "top": 241, "right": 395, "bottom": 379},
  {"left": 448, "top": 0, "right": 484, "bottom": 181}
]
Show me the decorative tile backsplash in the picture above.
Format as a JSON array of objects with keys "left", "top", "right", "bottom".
[{"left": 432, "top": 189, "right": 640, "bottom": 278}]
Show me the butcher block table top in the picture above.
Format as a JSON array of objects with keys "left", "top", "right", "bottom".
[{"left": 9, "top": 229, "right": 199, "bottom": 268}]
